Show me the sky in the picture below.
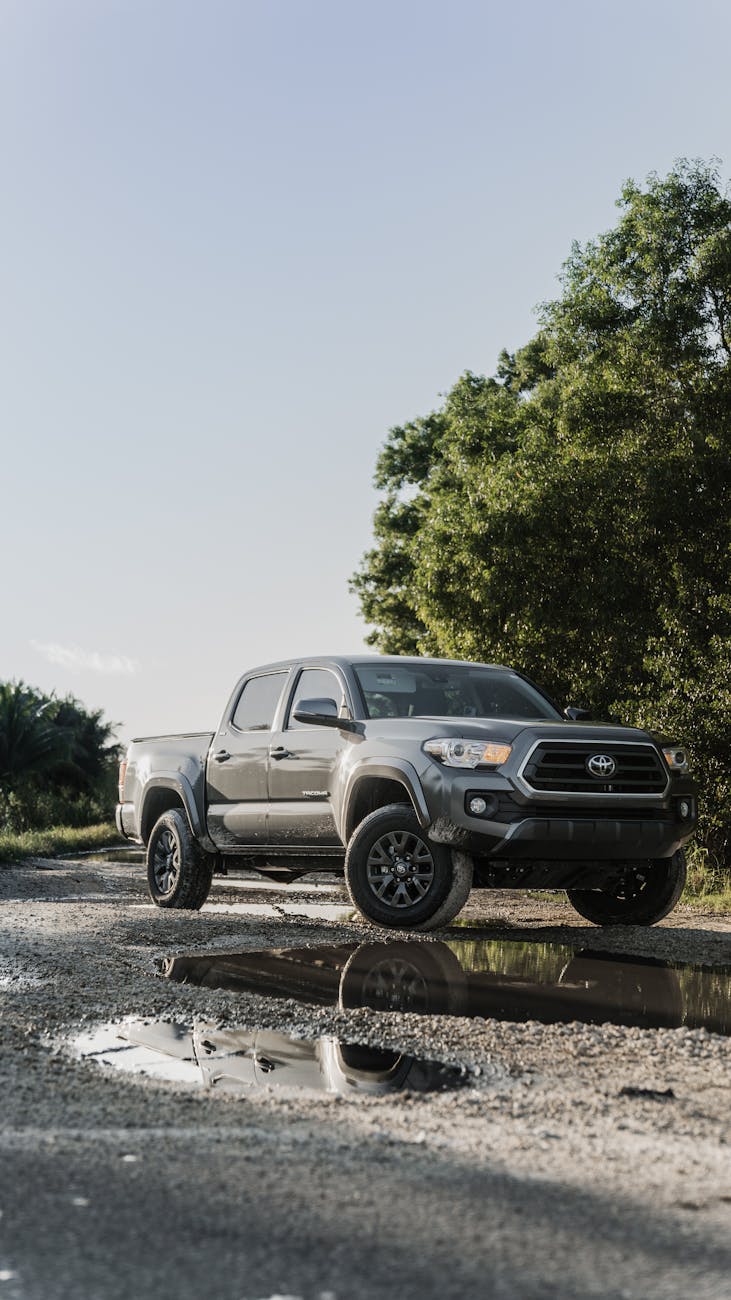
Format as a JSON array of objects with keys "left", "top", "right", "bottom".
[{"left": 1, "top": 0, "right": 730, "bottom": 743}]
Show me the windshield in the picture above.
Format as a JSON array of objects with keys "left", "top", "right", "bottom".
[{"left": 353, "top": 663, "right": 560, "bottom": 722}]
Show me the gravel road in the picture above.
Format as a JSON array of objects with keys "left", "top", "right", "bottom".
[{"left": 1, "top": 854, "right": 730, "bottom": 1300}]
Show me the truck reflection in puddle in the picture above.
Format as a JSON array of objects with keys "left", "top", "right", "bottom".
[
  {"left": 74, "top": 1020, "right": 467, "bottom": 1097},
  {"left": 160, "top": 938, "right": 731, "bottom": 1035}
]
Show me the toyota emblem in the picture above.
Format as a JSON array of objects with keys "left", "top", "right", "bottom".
[{"left": 587, "top": 753, "right": 616, "bottom": 779}]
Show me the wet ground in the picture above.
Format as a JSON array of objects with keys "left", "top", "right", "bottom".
[{"left": 1, "top": 852, "right": 731, "bottom": 1299}]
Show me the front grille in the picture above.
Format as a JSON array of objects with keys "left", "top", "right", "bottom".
[{"left": 521, "top": 743, "right": 667, "bottom": 796}]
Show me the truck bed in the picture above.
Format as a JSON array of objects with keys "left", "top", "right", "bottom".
[{"left": 118, "top": 731, "right": 215, "bottom": 844}]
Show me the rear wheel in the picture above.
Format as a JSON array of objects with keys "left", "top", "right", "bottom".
[
  {"left": 566, "top": 850, "right": 687, "bottom": 926},
  {"left": 344, "top": 804, "right": 473, "bottom": 931},
  {"left": 146, "top": 809, "right": 214, "bottom": 910}
]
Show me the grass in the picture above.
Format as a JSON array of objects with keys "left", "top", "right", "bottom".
[
  {"left": 0, "top": 822, "right": 122, "bottom": 863},
  {"left": 681, "top": 844, "right": 731, "bottom": 913},
  {"left": 682, "top": 892, "right": 731, "bottom": 913}
]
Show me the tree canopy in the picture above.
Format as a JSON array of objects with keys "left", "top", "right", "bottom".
[
  {"left": 352, "top": 160, "right": 731, "bottom": 861},
  {"left": 0, "top": 681, "right": 121, "bottom": 831}
]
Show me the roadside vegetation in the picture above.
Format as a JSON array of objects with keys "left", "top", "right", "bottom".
[
  {"left": 683, "top": 844, "right": 731, "bottom": 912},
  {"left": 0, "top": 680, "right": 121, "bottom": 860},
  {"left": 0, "top": 822, "right": 121, "bottom": 863},
  {"left": 353, "top": 159, "right": 731, "bottom": 881}
]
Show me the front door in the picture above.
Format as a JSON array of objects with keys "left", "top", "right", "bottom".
[
  {"left": 267, "top": 666, "right": 349, "bottom": 846},
  {"left": 206, "top": 670, "right": 290, "bottom": 849}
]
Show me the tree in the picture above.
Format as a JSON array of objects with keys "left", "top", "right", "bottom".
[
  {"left": 0, "top": 681, "right": 121, "bottom": 831},
  {"left": 45, "top": 695, "right": 121, "bottom": 794},
  {"left": 352, "top": 160, "right": 731, "bottom": 861},
  {"left": 0, "top": 682, "right": 70, "bottom": 784}
]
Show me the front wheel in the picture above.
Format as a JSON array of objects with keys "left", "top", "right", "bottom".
[
  {"left": 344, "top": 804, "right": 473, "bottom": 931},
  {"left": 566, "top": 850, "right": 687, "bottom": 926},
  {"left": 146, "top": 809, "right": 214, "bottom": 910}
]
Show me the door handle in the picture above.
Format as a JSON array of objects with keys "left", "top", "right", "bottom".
[
  {"left": 269, "top": 746, "right": 294, "bottom": 760},
  {"left": 213, "top": 749, "right": 231, "bottom": 763}
]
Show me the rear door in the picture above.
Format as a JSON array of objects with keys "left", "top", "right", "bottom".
[
  {"left": 267, "top": 665, "right": 350, "bottom": 846},
  {"left": 206, "top": 669, "right": 290, "bottom": 848}
]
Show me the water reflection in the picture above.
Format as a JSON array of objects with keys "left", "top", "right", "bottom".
[
  {"left": 60, "top": 847, "right": 145, "bottom": 864},
  {"left": 74, "top": 1020, "right": 467, "bottom": 1097},
  {"left": 161, "top": 938, "right": 731, "bottom": 1035}
]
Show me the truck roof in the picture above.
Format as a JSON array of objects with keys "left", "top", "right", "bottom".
[{"left": 240, "top": 653, "right": 512, "bottom": 675}]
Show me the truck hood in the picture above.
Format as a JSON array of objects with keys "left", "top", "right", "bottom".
[{"left": 367, "top": 716, "right": 659, "bottom": 747}]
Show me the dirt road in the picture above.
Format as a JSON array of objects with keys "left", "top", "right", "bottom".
[{"left": 1, "top": 854, "right": 730, "bottom": 1300}]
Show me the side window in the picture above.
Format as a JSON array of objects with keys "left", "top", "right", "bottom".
[
  {"left": 231, "top": 673, "right": 288, "bottom": 732},
  {"left": 288, "top": 668, "right": 344, "bottom": 730}
]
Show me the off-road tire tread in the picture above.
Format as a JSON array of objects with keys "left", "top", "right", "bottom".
[
  {"left": 566, "top": 849, "right": 687, "bottom": 926},
  {"left": 146, "top": 809, "right": 214, "bottom": 910},
  {"left": 413, "top": 849, "right": 473, "bottom": 931},
  {"left": 344, "top": 803, "right": 473, "bottom": 932}
]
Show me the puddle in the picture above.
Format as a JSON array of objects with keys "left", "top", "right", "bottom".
[
  {"left": 73, "top": 1020, "right": 467, "bottom": 1097},
  {"left": 59, "top": 847, "right": 145, "bottom": 864},
  {"left": 160, "top": 938, "right": 731, "bottom": 1035}
]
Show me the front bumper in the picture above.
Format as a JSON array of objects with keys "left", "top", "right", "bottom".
[
  {"left": 482, "top": 814, "right": 691, "bottom": 860},
  {"left": 430, "top": 813, "right": 693, "bottom": 861},
  {"left": 424, "top": 768, "right": 698, "bottom": 862}
]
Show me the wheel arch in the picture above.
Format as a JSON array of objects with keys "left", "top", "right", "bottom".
[
  {"left": 341, "top": 761, "right": 430, "bottom": 842},
  {"left": 139, "top": 776, "right": 203, "bottom": 846}
]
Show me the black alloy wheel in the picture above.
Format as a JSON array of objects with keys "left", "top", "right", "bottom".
[
  {"left": 365, "top": 829, "right": 436, "bottom": 910},
  {"left": 566, "top": 850, "right": 687, "bottom": 926},
  {"left": 146, "top": 809, "right": 214, "bottom": 910},
  {"left": 344, "top": 803, "right": 473, "bottom": 931},
  {"left": 152, "top": 826, "right": 180, "bottom": 895}
]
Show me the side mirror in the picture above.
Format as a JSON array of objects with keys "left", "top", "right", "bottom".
[
  {"left": 564, "top": 706, "right": 592, "bottom": 721},
  {"left": 292, "top": 698, "right": 358, "bottom": 731}
]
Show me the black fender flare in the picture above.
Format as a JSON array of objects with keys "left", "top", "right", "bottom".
[
  {"left": 139, "top": 774, "right": 217, "bottom": 853},
  {"left": 340, "top": 758, "right": 430, "bottom": 842}
]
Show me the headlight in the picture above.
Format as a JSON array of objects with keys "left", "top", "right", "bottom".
[
  {"left": 424, "top": 738, "right": 513, "bottom": 768},
  {"left": 662, "top": 746, "right": 688, "bottom": 773}
]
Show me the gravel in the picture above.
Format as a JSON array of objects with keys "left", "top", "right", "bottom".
[{"left": 1, "top": 855, "right": 730, "bottom": 1299}]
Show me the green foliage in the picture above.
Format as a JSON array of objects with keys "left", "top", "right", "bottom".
[
  {"left": 0, "top": 682, "right": 69, "bottom": 783},
  {"left": 0, "top": 681, "right": 121, "bottom": 833},
  {"left": 353, "top": 159, "right": 731, "bottom": 863},
  {"left": 0, "top": 822, "right": 121, "bottom": 863}
]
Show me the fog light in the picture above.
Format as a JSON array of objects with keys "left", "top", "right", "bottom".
[
  {"left": 679, "top": 799, "right": 691, "bottom": 820},
  {"left": 465, "top": 791, "right": 499, "bottom": 819}
]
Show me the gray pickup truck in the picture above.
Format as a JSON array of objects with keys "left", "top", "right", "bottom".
[{"left": 116, "top": 655, "right": 697, "bottom": 930}]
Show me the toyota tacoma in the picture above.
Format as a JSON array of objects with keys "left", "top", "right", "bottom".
[{"left": 116, "top": 655, "right": 697, "bottom": 929}]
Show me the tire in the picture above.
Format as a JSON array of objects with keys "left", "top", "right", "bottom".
[
  {"left": 344, "top": 803, "right": 473, "bottom": 931},
  {"left": 146, "top": 809, "right": 214, "bottom": 910},
  {"left": 566, "top": 850, "right": 687, "bottom": 926},
  {"left": 339, "top": 940, "right": 469, "bottom": 1015}
]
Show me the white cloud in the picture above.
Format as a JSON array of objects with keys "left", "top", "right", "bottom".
[{"left": 31, "top": 641, "right": 140, "bottom": 676}]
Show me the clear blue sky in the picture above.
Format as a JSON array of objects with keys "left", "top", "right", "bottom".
[{"left": 2, "top": 0, "right": 729, "bottom": 741}]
